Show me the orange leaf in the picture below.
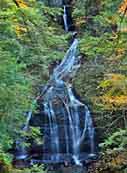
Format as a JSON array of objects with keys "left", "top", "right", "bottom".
[{"left": 119, "top": 0, "right": 127, "bottom": 15}]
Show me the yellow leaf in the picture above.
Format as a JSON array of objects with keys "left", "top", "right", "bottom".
[
  {"left": 15, "top": 0, "right": 28, "bottom": 8},
  {"left": 118, "top": 0, "right": 127, "bottom": 15},
  {"left": 15, "top": 25, "right": 27, "bottom": 37}
]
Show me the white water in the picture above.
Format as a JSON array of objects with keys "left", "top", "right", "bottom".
[
  {"left": 16, "top": 38, "right": 95, "bottom": 165},
  {"left": 53, "top": 39, "right": 80, "bottom": 80},
  {"left": 42, "top": 39, "right": 95, "bottom": 165},
  {"left": 45, "top": 101, "right": 60, "bottom": 160},
  {"left": 23, "top": 111, "right": 32, "bottom": 131},
  {"left": 63, "top": 5, "right": 68, "bottom": 32},
  {"left": 15, "top": 111, "right": 32, "bottom": 160},
  {"left": 15, "top": 38, "right": 95, "bottom": 165},
  {"left": 79, "top": 106, "right": 95, "bottom": 154}
]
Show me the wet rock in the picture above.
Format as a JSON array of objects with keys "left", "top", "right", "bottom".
[
  {"left": 48, "top": 0, "right": 63, "bottom": 7},
  {"left": 47, "top": 165, "right": 87, "bottom": 173}
]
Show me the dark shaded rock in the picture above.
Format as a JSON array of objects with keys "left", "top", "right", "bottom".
[
  {"left": 47, "top": 0, "right": 63, "bottom": 7},
  {"left": 47, "top": 165, "right": 87, "bottom": 173}
]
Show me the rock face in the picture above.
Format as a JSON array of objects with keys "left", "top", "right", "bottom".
[
  {"left": 28, "top": 39, "right": 96, "bottom": 165},
  {"left": 46, "top": 0, "right": 74, "bottom": 31},
  {"left": 47, "top": 0, "right": 63, "bottom": 7},
  {"left": 29, "top": 88, "right": 94, "bottom": 164},
  {"left": 47, "top": 165, "right": 87, "bottom": 173},
  {"left": 47, "top": 0, "right": 73, "bottom": 6}
]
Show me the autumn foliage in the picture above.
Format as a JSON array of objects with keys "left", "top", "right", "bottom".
[
  {"left": 14, "top": 0, "right": 28, "bottom": 8},
  {"left": 119, "top": 0, "right": 127, "bottom": 15}
]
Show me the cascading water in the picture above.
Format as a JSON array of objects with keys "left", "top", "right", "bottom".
[
  {"left": 15, "top": 111, "right": 32, "bottom": 160},
  {"left": 41, "top": 39, "right": 96, "bottom": 165},
  {"left": 23, "top": 111, "right": 32, "bottom": 131},
  {"left": 44, "top": 100, "right": 60, "bottom": 161},
  {"left": 63, "top": 5, "right": 68, "bottom": 32},
  {"left": 14, "top": 39, "right": 96, "bottom": 167}
]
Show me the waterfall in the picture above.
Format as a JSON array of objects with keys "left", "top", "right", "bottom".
[
  {"left": 79, "top": 106, "right": 95, "bottom": 155},
  {"left": 44, "top": 100, "right": 60, "bottom": 161},
  {"left": 63, "top": 5, "right": 69, "bottom": 32},
  {"left": 42, "top": 39, "right": 96, "bottom": 165},
  {"left": 23, "top": 111, "right": 32, "bottom": 131},
  {"left": 15, "top": 111, "right": 32, "bottom": 160},
  {"left": 14, "top": 38, "right": 96, "bottom": 167}
]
